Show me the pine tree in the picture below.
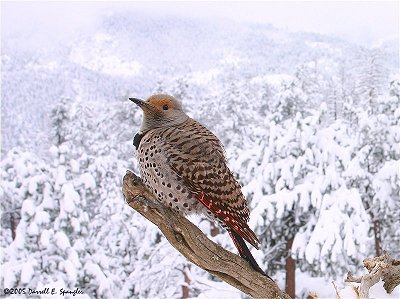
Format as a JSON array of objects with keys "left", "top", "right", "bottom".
[
  {"left": 345, "top": 81, "right": 400, "bottom": 257},
  {"left": 0, "top": 148, "right": 58, "bottom": 290},
  {"left": 352, "top": 47, "right": 388, "bottom": 113},
  {"left": 274, "top": 80, "right": 308, "bottom": 121},
  {"left": 51, "top": 97, "right": 71, "bottom": 146}
]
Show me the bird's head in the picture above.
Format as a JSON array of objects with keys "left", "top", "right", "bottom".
[{"left": 130, "top": 94, "right": 189, "bottom": 132}]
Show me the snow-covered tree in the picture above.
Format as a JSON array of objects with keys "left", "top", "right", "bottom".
[
  {"left": 344, "top": 84, "right": 400, "bottom": 257},
  {"left": 352, "top": 48, "right": 389, "bottom": 111},
  {"left": 0, "top": 147, "right": 78, "bottom": 293},
  {"left": 232, "top": 104, "right": 374, "bottom": 298},
  {"left": 274, "top": 80, "right": 308, "bottom": 121},
  {"left": 2, "top": 11, "right": 399, "bottom": 298},
  {"left": 51, "top": 97, "right": 71, "bottom": 146}
]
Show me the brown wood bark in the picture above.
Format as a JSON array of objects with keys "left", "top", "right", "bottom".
[
  {"left": 10, "top": 213, "right": 16, "bottom": 240},
  {"left": 182, "top": 264, "right": 191, "bottom": 299},
  {"left": 372, "top": 220, "right": 382, "bottom": 257},
  {"left": 210, "top": 222, "right": 220, "bottom": 237},
  {"left": 285, "top": 238, "right": 295, "bottom": 298},
  {"left": 122, "top": 170, "right": 291, "bottom": 299}
]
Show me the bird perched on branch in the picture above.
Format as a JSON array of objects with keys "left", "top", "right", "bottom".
[{"left": 130, "top": 94, "right": 267, "bottom": 277}]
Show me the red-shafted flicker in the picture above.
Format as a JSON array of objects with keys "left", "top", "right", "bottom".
[{"left": 130, "top": 94, "right": 267, "bottom": 276}]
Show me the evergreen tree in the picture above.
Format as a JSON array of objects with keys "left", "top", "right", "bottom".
[
  {"left": 352, "top": 48, "right": 389, "bottom": 112},
  {"left": 274, "top": 80, "right": 308, "bottom": 121},
  {"left": 344, "top": 83, "right": 400, "bottom": 257},
  {"left": 51, "top": 97, "right": 71, "bottom": 146}
]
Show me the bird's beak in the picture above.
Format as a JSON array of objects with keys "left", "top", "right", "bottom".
[{"left": 129, "top": 97, "right": 156, "bottom": 112}]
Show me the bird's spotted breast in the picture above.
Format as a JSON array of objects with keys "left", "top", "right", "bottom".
[
  {"left": 132, "top": 94, "right": 264, "bottom": 276},
  {"left": 136, "top": 118, "right": 250, "bottom": 223},
  {"left": 137, "top": 128, "right": 201, "bottom": 214}
]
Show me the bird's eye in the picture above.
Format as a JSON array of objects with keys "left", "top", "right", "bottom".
[{"left": 162, "top": 104, "right": 169, "bottom": 110}]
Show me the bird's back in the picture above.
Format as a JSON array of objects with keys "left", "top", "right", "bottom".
[
  {"left": 132, "top": 94, "right": 265, "bottom": 275},
  {"left": 137, "top": 118, "right": 249, "bottom": 218}
]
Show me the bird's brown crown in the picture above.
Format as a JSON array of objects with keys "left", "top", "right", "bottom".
[
  {"left": 133, "top": 94, "right": 188, "bottom": 132},
  {"left": 145, "top": 94, "right": 183, "bottom": 112}
]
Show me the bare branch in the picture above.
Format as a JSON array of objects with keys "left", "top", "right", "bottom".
[
  {"left": 332, "top": 281, "right": 342, "bottom": 299},
  {"left": 345, "top": 252, "right": 400, "bottom": 298},
  {"left": 122, "top": 170, "right": 291, "bottom": 299}
]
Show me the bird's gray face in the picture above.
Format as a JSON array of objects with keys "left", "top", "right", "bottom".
[{"left": 130, "top": 94, "right": 189, "bottom": 132}]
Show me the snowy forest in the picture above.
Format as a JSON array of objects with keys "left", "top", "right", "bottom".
[{"left": 1, "top": 6, "right": 400, "bottom": 299}]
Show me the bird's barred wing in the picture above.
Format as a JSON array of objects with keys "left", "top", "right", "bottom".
[{"left": 160, "top": 121, "right": 260, "bottom": 249}]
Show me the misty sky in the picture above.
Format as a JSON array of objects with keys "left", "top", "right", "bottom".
[{"left": 1, "top": 1, "right": 399, "bottom": 48}]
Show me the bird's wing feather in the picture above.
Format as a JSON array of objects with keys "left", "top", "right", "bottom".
[{"left": 160, "top": 120, "right": 260, "bottom": 249}]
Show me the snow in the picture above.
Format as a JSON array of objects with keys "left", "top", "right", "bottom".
[
  {"left": 2, "top": 263, "right": 18, "bottom": 288},
  {"left": 49, "top": 145, "right": 59, "bottom": 157},
  {"left": 59, "top": 144, "right": 69, "bottom": 154},
  {"left": 55, "top": 231, "right": 71, "bottom": 251},
  {"left": 26, "top": 60, "right": 59, "bottom": 72},
  {"left": 1, "top": 7, "right": 399, "bottom": 299},
  {"left": 70, "top": 159, "right": 80, "bottom": 173},
  {"left": 370, "top": 280, "right": 400, "bottom": 298},
  {"left": 34, "top": 210, "right": 50, "bottom": 225},
  {"left": 338, "top": 279, "right": 400, "bottom": 299},
  {"left": 190, "top": 69, "right": 221, "bottom": 85},
  {"left": 282, "top": 270, "right": 400, "bottom": 299},
  {"left": 61, "top": 182, "right": 80, "bottom": 213},
  {"left": 27, "top": 221, "right": 39, "bottom": 236},
  {"left": 192, "top": 281, "right": 241, "bottom": 299},
  {"left": 67, "top": 249, "right": 82, "bottom": 269},
  {"left": 55, "top": 165, "right": 67, "bottom": 187},
  {"left": 79, "top": 173, "right": 96, "bottom": 189},
  {"left": 14, "top": 158, "right": 28, "bottom": 178},
  {"left": 40, "top": 230, "right": 51, "bottom": 248},
  {"left": 20, "top": 262, "right": 34, "bottom": 284},
  {"left": 251, "top": 74, "right": 294, "bottom": 89},
  {"left": 301, "top": 187, "right": 369, "bottom": 265},
  {"left": 63, "top": 260, "right": 78, "bottom": 285},
  {"left": 70, "top": 34, "right": 143, "bottom": 77},
  {"left": 21, "top": 199, "right": 35, "bottom": 218},
  {"left": 83, "top": 261, "right": 112, "bottom": 296}
]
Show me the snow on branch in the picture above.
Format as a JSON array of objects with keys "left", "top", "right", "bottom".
[
  {"left": 122, "top": 170, "right": 290, "bottom": 299},
  {"left": 345, "top": 252, "right": 400, "bottom": 298}
]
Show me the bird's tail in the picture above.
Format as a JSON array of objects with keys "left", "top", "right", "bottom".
[{"left": 228, "top": 230, "right": 271, "bottom": 279}]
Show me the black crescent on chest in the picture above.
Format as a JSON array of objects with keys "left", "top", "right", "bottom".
[{"left": 133, "top": 132, "right": 144, "bottom": 150}]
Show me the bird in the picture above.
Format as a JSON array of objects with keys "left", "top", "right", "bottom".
[{"left": 130, "top": 94, "right": 267, "bottom": 277}]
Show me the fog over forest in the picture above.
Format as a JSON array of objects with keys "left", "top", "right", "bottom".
[{"left": 1, "top": 2, "right": 399, "bottom": 298}]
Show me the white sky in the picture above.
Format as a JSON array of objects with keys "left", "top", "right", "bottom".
[{"left": 1, "top": 1, "right": 399, "bottom": 47}]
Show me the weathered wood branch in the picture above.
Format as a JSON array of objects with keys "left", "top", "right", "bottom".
[
  {"left": 345, "top": 252, "right": 400, "bottom": 298},
  {"left": 122, "top": 170, "right": 290, "bottom": 299}
]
